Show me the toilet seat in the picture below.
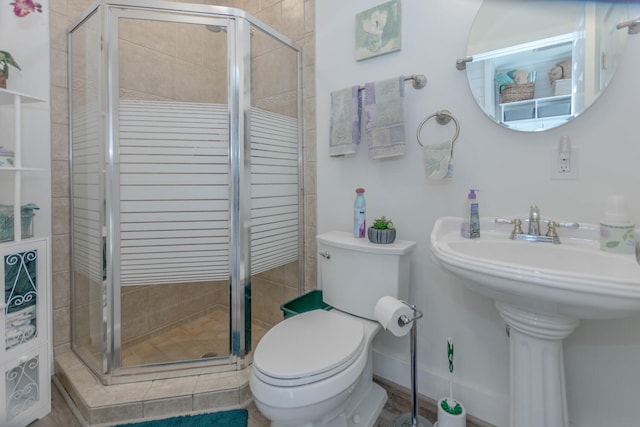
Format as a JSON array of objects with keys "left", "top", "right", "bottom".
[{"left": 253, "top": 310, "right": 365, "bottom": 387}]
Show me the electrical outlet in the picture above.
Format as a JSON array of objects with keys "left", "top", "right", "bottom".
[
  {"left": 551, "top": 146, "right": 578, "bottom": 180},
  {"left": 558, "top": 150, "right": 570, "bottom": 173}
]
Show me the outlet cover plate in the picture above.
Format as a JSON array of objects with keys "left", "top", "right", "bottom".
[{"left": 551, "top": 146, "right": 578, "bottom": 180}]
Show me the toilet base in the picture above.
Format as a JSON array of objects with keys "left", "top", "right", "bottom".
[
  {"left": 343, "top": 381, "right": 387, "bottom": 427},
  {"left": 269, "top": 380, "right": 387, "bottom": 427}
]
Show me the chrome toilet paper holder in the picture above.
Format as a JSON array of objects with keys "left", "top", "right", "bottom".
[
  {"left": 397, "top": 301, "right": 423, "bottom": 327},
  {"left": 394, "top": 302, "right": 433, "bottom": 427}
]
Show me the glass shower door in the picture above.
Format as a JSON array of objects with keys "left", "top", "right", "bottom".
[{"left": 113, "top": 13, "right": 232, "bottom": 369}]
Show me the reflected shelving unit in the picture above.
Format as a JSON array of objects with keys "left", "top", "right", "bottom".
[{"left": 500, "top": 94, "right": 573, "bottom": 130}]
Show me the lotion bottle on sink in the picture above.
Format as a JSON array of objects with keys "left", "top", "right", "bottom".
[{"left": 600, "top": 195, "right": 635, "bottom": 254}]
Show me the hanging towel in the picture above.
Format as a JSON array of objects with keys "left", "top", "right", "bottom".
[
  {"left": 364, "top": 76, "right": 406, "bottom": 159},
  {"left": 329, "top": 85, "right": 362, "bottom": 157},
  {"left": 423, "top": 139, "right": 453, "bottom": 181}
]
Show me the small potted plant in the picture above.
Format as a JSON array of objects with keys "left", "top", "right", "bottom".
[
  {"left": 0, "top": 51, "right": 21, "bottom": 89},
  {"left": 368, "top": 216, "right": 396, "bottom": 244}
]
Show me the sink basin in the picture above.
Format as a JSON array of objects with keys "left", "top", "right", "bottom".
[
  {"left": 431, "top": 216, "right": 640, "bottom": 427},
  {"left": 431, "top": 216, "right": 640, "bottom": 319}
]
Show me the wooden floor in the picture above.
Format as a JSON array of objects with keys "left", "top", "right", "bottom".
[
  {"left": 32, "top": 377, "right": 493, "bottom": 427},
  {"left": 29, "top": 382, "right": 81, "bottom": 427},
  {"left": 30, "top": 308, "right": 493, "bottom": 427}
]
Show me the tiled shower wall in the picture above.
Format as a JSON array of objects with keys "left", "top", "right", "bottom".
[{"left": 50, "top": 0, "right": 317, "bottom": 357}]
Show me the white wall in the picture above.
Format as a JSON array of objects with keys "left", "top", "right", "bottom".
[
  {"left": 316, "top": 1, "right": 640, "bottom": 426},
  {"left": 0, "top": 0, "right": 51, "bottom": 238}
]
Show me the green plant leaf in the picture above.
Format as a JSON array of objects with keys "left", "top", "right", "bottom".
[
  {"left": 0, "top": 50, "right": 21, "bottom": 79},
  {"left": 372, "top": 216, "right": 393, "bottom": 229}
]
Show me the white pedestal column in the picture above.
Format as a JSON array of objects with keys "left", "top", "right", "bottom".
[{"left": 496, "top": 302, "right": 580, "bottom": 427}]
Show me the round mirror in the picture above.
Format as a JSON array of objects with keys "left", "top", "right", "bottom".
[{"left": 465, "top": 0, "right": 629, "bottom": 132}]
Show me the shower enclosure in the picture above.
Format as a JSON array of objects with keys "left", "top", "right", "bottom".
[{"left": 68, "top": 0, "right": 302, "bottom": 384}]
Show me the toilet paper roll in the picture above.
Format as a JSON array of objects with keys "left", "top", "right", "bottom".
[{"left": 374, "top": 296, "right": 414, "bottom": 337}]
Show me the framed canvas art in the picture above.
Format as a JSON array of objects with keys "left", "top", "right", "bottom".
[{"left": 355, "top": 0, "right": 401, "bottom": 61}]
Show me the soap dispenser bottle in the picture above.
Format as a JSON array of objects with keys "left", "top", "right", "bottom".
[{"left": 461, "top": 189, "right": 480, "bottom": 239}]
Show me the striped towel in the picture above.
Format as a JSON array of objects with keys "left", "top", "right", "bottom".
[
  {"left": 329, "top": 85, "right": 362, "bottom": 156},
  {"left": 364, "top": 76, "right": 406, "bottom": 160}
]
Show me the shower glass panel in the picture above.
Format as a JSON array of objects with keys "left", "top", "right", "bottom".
[
  {"left": 249, "top": 26, "right": 302, "bottom": 336},
  {"left": 70, "top": 9, "right": 105, "bottom": 375},
  {"left": 69, "top": 0, "right": 302, "bottom": 384}
]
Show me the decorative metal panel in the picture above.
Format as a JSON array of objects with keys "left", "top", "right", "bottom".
[
  {"left": 4, "top": 354, "right": 40, "bottom": 422},
  {"left": 4, "top": 250, "right": 38, "bottom": 350}
]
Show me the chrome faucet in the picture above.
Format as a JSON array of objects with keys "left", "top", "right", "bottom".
[
  {"left": 495, "top": 204, "right": 579, "bottom": 244},
  {"left": 528, "top": 204, "right": 541, "bottom": 235}
]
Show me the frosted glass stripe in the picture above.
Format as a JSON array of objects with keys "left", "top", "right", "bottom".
[
  {"left": 71, "top": 102, "right": 103, "bottom": 283},
  {"left": 117, "top": 100, "right": 299, "bottom": 285},
  {"left": 250, "top": 108, "right": 299, "bottom": 275}
]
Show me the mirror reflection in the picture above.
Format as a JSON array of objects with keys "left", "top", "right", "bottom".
[{"left": 466, "top": 0, "right": 628, "bottom": 132}]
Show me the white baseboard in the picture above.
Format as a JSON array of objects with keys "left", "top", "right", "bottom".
[{"left": 372, "top": 349, "right": 508, "bottom": 427}]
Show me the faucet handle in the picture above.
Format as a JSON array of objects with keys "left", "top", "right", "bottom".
[
  {"left": 546, "top": 221, "right": 559, "bottom": 238},
  {"left": 546, "top": 220, "right": 579, "bottom": 237},
  {"left": 495, "top": 218, "right": 524, "bottom": 235},
  {"left": 557, "top": 221, "right": 579, "bottom": 229}
]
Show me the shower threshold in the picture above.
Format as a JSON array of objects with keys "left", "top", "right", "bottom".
[{"left": 54, "top": 350, "right": 253, "bottom": 426}]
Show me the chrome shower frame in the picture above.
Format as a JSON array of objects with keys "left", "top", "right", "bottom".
[{"left": 67, "top": 0, "right": 303, "bottom": 384}]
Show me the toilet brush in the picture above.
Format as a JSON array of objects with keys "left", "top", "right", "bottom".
[
  {"left": 393, "top": 302, "right": 434, "bottom": 427},
  {"left": 436, "top": 338, "right": 466, "bottom": 427},
  {"left": 442, "top": 338, "right": 462, "bottom": 414}
]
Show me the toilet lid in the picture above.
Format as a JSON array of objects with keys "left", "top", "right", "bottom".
[{"left": 253, "top": 310, "right": 365, "bottom": 387}]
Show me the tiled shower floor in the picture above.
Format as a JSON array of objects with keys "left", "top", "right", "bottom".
[{"left": 121, "top": 308, "right": 269, "bottom": 366}]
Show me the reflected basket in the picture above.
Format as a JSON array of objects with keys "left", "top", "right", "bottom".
[
  {"left": 0, "top": 205, "right": 36, "bottom": 242},
  {"left": 500, "top": 82, "right": 535, "bottom": 103}
]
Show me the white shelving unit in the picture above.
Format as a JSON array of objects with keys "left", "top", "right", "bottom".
[
  {"left": 0, "top": 89, "right": 46, "bottom": 244},
  {"left": 0, "top": 88, "right": 51, "bottom": 426}
]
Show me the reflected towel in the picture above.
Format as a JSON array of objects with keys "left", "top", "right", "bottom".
[
  {"left": 495, "top": 73, "right": 515, "bottom": 91},
  {"left": 329, "top": 85, "right": 362, "bottom": 156},
  {"left": 364, "top": 76, "right": 406, "bottom": 159},
  {"left": 423, "top": 140, "right": 453, "bottom": 181}
]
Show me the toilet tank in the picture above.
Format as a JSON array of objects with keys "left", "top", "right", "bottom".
[{"left": 317, "top": 230, "right": 416, "bottom": 320}]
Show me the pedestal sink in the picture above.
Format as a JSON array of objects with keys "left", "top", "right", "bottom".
[{"left": 430, "top": 217, "right": 640, "bottom": 427}]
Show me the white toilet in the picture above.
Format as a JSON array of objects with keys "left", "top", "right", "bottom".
[{"left": 250, "top": 230, "right": 416, "bottom": 427}]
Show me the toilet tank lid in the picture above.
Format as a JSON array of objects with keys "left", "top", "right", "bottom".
[{"left": 317, "top": 230, "right": 416, "bottom": 255}]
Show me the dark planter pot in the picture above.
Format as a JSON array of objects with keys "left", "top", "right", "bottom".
[{"left": 367, "top": 227, "right": 396, "bottom": 244}]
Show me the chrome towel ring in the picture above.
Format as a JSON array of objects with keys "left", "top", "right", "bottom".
[{"left": 416, "top": 110, "right": 460, "bottom": 151}]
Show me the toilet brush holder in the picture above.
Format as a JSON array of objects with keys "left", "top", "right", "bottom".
[
  {"left": 435, "top": 398, "right": 466, "bottom": 427},
  {"left": 393, "top": 302, "right": 434, "bottom": 427}
]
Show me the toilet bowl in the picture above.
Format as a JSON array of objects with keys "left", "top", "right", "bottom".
[
  {"left": 250, "top": 309, "right": 383, "bottom": 427},
  {"left": 250, "top": 231, "right": 416, "bottom": 427}
]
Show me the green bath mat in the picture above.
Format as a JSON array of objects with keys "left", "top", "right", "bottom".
[{"left": 115, "top": 409, "right": 248, "bottom": 427}]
